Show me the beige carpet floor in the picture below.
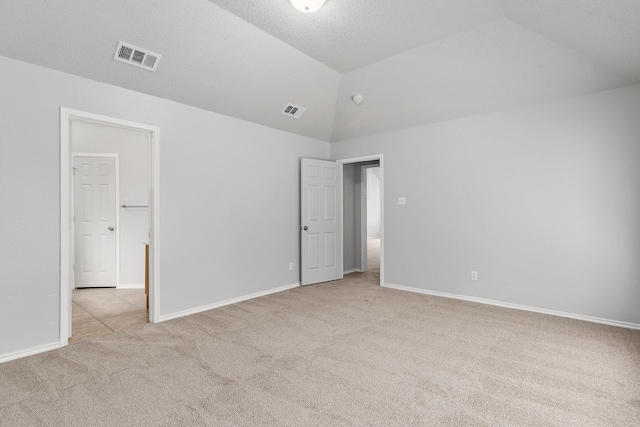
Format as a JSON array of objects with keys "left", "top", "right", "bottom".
[{"left": 1, "top": 239, "right": 639, "bottom": 426}]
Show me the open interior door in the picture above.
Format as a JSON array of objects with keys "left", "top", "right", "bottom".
[{"left": 300, "top": 158, "right": 343, "bottom": 286}]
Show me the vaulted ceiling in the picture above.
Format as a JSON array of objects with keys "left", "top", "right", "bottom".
[{"left": 1, "top": 0, "right": 639, "bottom": 142}]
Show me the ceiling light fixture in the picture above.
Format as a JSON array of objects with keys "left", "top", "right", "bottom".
[{"left": 289, "top": 0, "right": 327, "bottom": 13}]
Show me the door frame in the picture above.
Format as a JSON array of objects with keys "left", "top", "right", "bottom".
[
  {"left": 337, "top": 154, "right": 384, "bottom": 286},
  {"left": 71, "top": 153, "right": 121, "bottom": 288},
  {"left": 360, "top": 163, "right": 381, "bottom": 272},
  {"left": 60, "top": 108, "right": 161, "bottom": 346}
]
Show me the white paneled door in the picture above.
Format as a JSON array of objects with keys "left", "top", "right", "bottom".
[
  {"left": 301, "top": 158, "right": 343, "bottom": 286},
  {"left": 73, "top": 155, "right": 117, "bottom": 287}
]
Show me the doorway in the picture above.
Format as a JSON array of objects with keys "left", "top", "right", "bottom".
[
  {"left": 70, "top": 122, "right": 149, "bottom": 342},
  {"left": 338, "top": 155, "right": 384, "bottom": 286},
  {"left": 60, "top": 108, "right": 160, "bottom": 346}
]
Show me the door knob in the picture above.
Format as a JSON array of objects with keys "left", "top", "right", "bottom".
[
  {"left": 108, "top": 227, "right": 114, "bottom": 231},
  {"left": 303, "top": 226, "right": 308, "bottom": 231}
]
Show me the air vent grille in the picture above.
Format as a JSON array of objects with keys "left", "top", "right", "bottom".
[
  {"left": 143, "top": 55, "right": 157, "bottom": 69},
  {"left": 118, "top": 45, "right": 133, "bottom": 60},
  {"left": 131, "top": 50, "right": 145, "bottom": 64},
  {"left": 114, "top": 41, "right": 161, "bottom": 72},
  {"left": 281, "top": 103, "right": 306, "bottom": 119}
]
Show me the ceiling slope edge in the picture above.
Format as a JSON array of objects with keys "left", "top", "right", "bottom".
[
  {"left": 0, "top": 0, "right": 341, "bottom": 142},
  {"left": 329, "top": 18, "right": 637, "bottom": 142}
]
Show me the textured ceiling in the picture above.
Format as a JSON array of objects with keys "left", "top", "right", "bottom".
[
  {"left": 332, "top": 18, "right": 636, "bottom": 141},
  {"left": 1, "top": 0, "right": 639, "bottom": 142},
  {"left": 502, "top": 0, "right": 640, "bottom": 82},
  {"left": 209, "top": 0, "right": 506, "bottom": 73},
  {"left": 0, "top": 0, "right": 340, "bottom": 141}
]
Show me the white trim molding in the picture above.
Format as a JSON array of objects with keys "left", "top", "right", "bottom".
[
  {"left": 117, "top": 284, "right": 145, "bottom": 289},
  {"left": 382, "top": 283, "right": 640, "bottom": 330},
  {"left": 158, "top": 283, "right": 300, "bottom": 323},
  {"left": 0, "top": 342, "right": 62, "bottom": 365}
]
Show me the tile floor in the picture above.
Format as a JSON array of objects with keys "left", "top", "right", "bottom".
[{"left": 70, "top": 288, "right": 148, "bottom": 344}]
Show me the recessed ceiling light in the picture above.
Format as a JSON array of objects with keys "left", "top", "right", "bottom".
[{"left": 289, "top": 0, "right": 327, "bottom": 13}]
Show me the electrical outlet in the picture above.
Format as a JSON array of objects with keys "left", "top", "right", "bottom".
[
  {"left": 398, "top": 197, "right": 406, "bottom": 205},
  {"left": 289, "top": 262, "right": 294, "bottom": 271},
  {"left": 471, "top": 271, "right": 478, "bottom": 281}
]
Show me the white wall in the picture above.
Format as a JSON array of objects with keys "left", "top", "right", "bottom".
[
  {"left": 71, "top": 121, "right": 150, "bottom": 286},
  {"left": 0, "top": 55, "right": 329, "bottom": 358},
  {"left": 366, "top": 167, "right": 381, "bottom": 238},
  {"left": 332, "top": 84, "right": 640, "bottom": 325}
]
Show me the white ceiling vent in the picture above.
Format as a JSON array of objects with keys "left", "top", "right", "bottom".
[
  {"left": 114, "top": 41, "right": 161, "bottom": 72},
  {"left": 281, "top": 104, "right": 306, "bottom": 119}
]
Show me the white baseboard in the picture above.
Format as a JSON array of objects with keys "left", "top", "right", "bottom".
[
  {"left": 158, "top": 282, "right": 301, "bottom": 323},
  {"left": 0, "top": 342, "right": 61, "bottom": 365},
  {"left": 117, "top": 284, "right": 144, "bottom": 289},
  {"left": 382, "top": 283, "right": 640, "bottom": 330},
  {"left": 343, "top": 269, "right": 357, "bottom": 275}
]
